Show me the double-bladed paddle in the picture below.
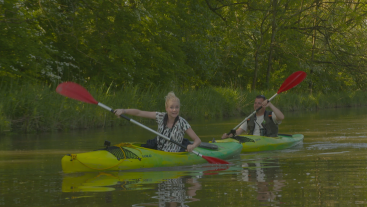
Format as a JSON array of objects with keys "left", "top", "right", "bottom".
[
  {"left": 56, "top": 82, "right": 230, "bottom": 164},
  {"left": 227, "top": 71, "right": 307, "bottom": 136}
]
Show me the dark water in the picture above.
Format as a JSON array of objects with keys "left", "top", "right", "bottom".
[{"left": 1, "top": 107, "right": 367, "bottom": 206}]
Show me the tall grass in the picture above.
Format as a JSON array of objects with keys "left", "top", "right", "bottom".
[{"left": 1, "top": 82, "right": 367, "bottom": 133}]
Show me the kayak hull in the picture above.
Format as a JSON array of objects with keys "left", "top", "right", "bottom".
[
  {"left": 61, "top": 142, "right": 242, "bottom": 173},
  {"left": 212, "top": 134, "right": 304, "bottom": 153}
]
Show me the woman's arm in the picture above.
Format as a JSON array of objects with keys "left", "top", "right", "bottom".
[
  {"left": 114, "top": 109, "right": 156, "bottom": 119},
  {"left": 185, "top": 128, "right": 201, "bottom": 152}
]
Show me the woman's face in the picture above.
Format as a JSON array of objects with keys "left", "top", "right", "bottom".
[{"left": 166, "top": 100, "right": 180, "bottom": 118}]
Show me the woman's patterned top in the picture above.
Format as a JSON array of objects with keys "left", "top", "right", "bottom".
[{"left": 156, "top": 112, "right": 191, "bottom": 152}]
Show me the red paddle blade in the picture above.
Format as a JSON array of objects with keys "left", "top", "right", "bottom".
[
  {"left": 277, "top": 71, "right": 307, "bottom": 94},
  {"left": 56, "top": 82, "right": 98, "bottom": 105},
  {"left": 203, "top": 165, "right": 230, "bottom": 175},
  {"left": 202, "top": 155, "right": 230, "bottom": 164}
]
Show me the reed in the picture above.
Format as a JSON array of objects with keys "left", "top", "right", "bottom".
[{"left": 1, "top": 82, "right": 367, "bottom": 133}]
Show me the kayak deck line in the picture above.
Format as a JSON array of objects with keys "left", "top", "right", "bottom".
[
  {"left": 65, "top": 143, "right": 146, "bottom": 171},
  {"left": 104, "top": 143, "right": 143, "bottom": 161},
  {"left": 231, "top": 136, "right": 256, "bottom": 143}
]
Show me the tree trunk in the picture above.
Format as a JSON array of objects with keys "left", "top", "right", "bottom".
[
  {"left": 252, "top": 36, "right": 264, "bottom": 91},
  {"left": 310, "top": 0, "right": 319, "bottom": 95},
  {"left": 266, "top": 0, "right": 278, "bottom": 90}
]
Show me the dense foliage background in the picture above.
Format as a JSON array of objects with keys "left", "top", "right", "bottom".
[
  {"left": 3, "top": 0, "right": 367, "bottom": 91},
  {"left": 2, "top": 0, "right": 367, "bottom": 132}
]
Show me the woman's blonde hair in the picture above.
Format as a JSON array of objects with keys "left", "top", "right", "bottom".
[{"left": 165, "top": 91, "right": 180, "bottom": 108}]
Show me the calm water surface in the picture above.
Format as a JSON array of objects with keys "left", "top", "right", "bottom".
[{"left": 1, "top": 107, "right": 367, "bottom": 206}]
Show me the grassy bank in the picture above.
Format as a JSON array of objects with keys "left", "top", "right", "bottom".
[{"left": 1, "top": 82, "right": 367, "bottom": 133}]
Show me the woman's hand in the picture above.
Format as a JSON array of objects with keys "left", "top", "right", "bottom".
[
  {"left": 114, "top": 109, "right": 125, "bottom": 117},
  {"left": 185, "top": 128, "right": 201, "bottom": 152},
  {"left": 186, "top": 144, "right": 195, "bottom": 152}
]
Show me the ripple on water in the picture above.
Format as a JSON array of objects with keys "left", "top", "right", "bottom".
[{"left": 306, "top": 142, "right": 367, "bottom": 150}]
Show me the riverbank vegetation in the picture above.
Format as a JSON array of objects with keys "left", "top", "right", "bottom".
[
  {"left": 2, "top": 0, "right": 367, "bottom": 133},
  {"left": 1, "top": 82, "right": 367, "bottom": 133}
]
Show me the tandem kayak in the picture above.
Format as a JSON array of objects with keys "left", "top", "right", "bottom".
[
  {"left": 61, "top": 142, "right": 242, "bottom": 173},
  {"left": 212, "top": 134, "right": 304, "bottom": 153}
]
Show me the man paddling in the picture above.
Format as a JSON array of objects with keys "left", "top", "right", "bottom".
[{"left": 222, "top": 95, "right": 284, "bottom": 138}]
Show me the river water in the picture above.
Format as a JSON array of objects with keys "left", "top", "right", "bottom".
[{"left": 1, "top": 107, "right": 367, "bottom": 206}]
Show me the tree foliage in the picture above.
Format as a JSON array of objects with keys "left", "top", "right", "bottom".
[{"left": 2, "top": 0, "right": 367, "bottom": 93}]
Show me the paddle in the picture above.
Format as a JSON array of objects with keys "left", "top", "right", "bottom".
[
  {"left": 227, "top": 71, "right": 307, "bottom": 136},
  {"left": 56, "top": 82, "right": 229, "bottom": 165}
]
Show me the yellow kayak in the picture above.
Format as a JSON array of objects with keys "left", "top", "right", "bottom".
[{"left": 61, "top": 142, "right": 242, "bottom": 173}]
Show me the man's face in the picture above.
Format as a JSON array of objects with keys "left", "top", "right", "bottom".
[{"left": 254, "top": 98, "right": 265, "bottom": 112}]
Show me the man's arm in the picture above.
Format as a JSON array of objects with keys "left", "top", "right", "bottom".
[
  {"left": 221, "top": 127, "right": 245, "bottom": 139},
  {"left": 262, "top": 100, "right": 284, "bottom": 121}
]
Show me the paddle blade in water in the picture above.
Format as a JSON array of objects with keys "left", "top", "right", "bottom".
[
  {"left": 202, "top": 155, "right": 230, "bottom": 164},
  {"left": 203, "top": 165, "right": 230, "bottom": 175},
  {"left": 56, "top": 82, "right": 98, "bottom": 105},
  {"left": 277, "top": 71, "right": 307, "bottom": 94}
]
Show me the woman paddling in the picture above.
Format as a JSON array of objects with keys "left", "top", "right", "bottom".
[{"left": 114, "top": 92, "right": 201, "bottom": 152}]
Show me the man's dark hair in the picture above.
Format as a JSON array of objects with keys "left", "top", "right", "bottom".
[{"left": 256, "top": 95, "right": 266, "bottom": 100}]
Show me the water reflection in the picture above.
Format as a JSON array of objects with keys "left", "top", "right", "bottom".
[
  {"left": 61, "top": 156, "right": 288, "bottom": 206},
  {"left": 143, "top": 177, "right": 201, "bottom": 207},
  {"left": 62, "top": 165, "right": 234, "bottom": 206},
  {"left": 63, "top": 171, "right": 185, "bottom": 192},
  {"left": 239, "top": 157, "right": 285, "bottom": 205}
]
